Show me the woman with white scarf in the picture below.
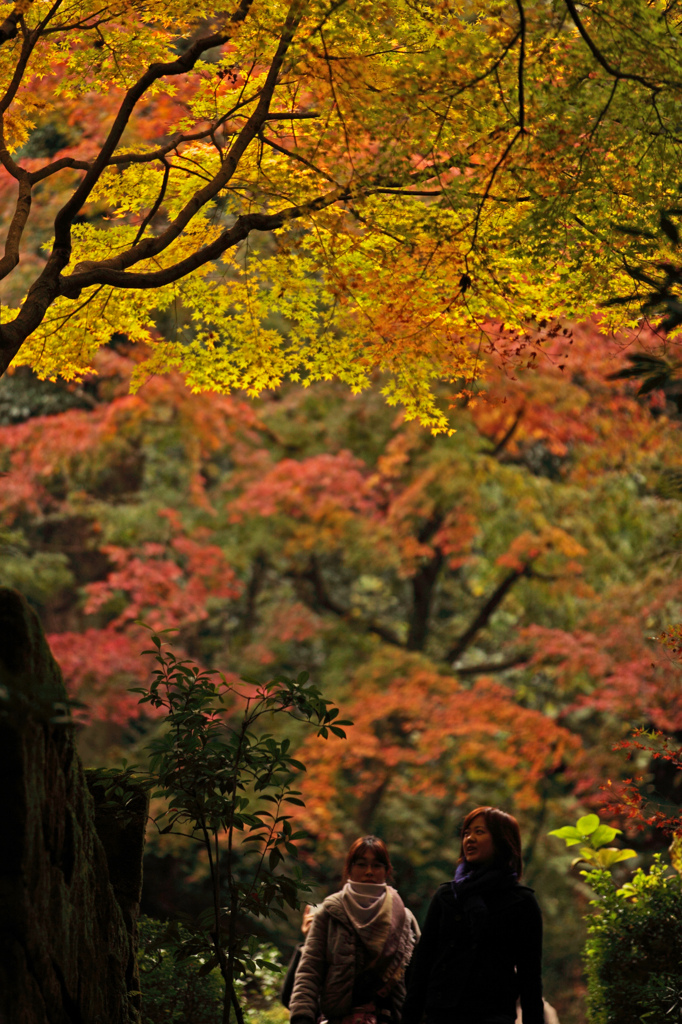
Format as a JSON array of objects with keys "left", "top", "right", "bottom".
[{"left": 289, "top": 836, "right": 420, "bottom": 1024}]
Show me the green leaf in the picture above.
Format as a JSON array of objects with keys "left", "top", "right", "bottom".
[
  {"left": 197, "top": 956, "right": 219, "bottom": 978},
  {"left": 589, "top": 823, "right": 622, "bottom": 849},
  {"left": 576, "top": 814, "right": 601, "bottom": 837},
  {"left": 613, "top": 848, "right": 637, "bottom": 863},
  {"left": 548, "top": 826, "right": 583, "bottom": 846},
  {"left": 594, "top": 847, "right": 638, "bottom": 868}
]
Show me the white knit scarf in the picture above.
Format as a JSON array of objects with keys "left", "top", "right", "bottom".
[{"left": 340, "top": 881, "right": 415, "bottom": 987}]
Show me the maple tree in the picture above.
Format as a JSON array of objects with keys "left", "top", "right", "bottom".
[
  {"left": 2, "top": 1, "right": 682, "bottom": 429},
  {"left": 2, "top": 324, "right": 681, "bottom": 806},
  {"left": 4, "top": 324, "right": 682, "bottom": 1022}
]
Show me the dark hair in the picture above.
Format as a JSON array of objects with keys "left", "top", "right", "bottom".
[
  {"left": 342, "top": 835, "right": 393, "bottom": 883},
  {"left": 458, "top": 806, "right": 523, "bottom": 878}
]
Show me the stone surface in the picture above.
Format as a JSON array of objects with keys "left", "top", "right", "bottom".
[{"left": 0, "top": 587, "right": 145, "bottom": 1024}]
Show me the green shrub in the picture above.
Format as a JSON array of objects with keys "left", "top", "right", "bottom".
[
  {"left": 138, "top": 916, "right": 223, "bottom": 1024},
  {"left": 582, "top": 856, "right": 682, "bottom": 1024},
  {"left": 138, "top": 916, "right": 287, "bottom": 1024},
  {"left": 125, "top": 630, "right": 348, "bottom": 1024}
]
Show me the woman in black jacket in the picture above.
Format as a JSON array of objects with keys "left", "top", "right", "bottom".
[{"left": 401, "top": 806, "right": 543, "bottom": 1024}]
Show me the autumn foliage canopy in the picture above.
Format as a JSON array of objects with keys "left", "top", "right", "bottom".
[
  {"left": 2, "top": 0, "right": 682, "bottom": 428},
  {"left": 3, "top": 322, "right": 682, "bottom": 855}
]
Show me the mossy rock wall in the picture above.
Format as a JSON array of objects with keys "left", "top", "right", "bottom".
[{"left": 0, "top": 587, "right": 146, "bottom": 1024}]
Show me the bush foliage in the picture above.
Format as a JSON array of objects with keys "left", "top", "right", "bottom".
[
  {"left": 138, "top": 916, "right": 288, "bottom": 1024},
  {"left": 138, "top": 915, "right": 223, "bottom": 1024},
  {"left": 582, "top": 857, "right": 682, "bottom": 1024}
]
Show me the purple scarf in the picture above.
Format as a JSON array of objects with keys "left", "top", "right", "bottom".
[{"left": 450, "top": 862, "right": 518, "bottom": 942}]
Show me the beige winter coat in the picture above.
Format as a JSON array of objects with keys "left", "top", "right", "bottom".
[{"left": 289, "top": 890, "right": 420, "bottom": 1024}]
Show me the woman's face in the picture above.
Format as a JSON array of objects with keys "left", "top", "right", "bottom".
[
  {"left": 462, "top": 814, "right": 496, "bottom": 867},
  {"left": 348, "top": 847, "right": 388, "bottom": 884}
]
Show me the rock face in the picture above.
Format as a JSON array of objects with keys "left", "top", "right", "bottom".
[{"left": 0, "top": 587, "right": 146, "bottom": 1024}]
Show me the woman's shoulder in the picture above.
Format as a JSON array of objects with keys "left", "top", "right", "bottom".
[
  {"left": 300, "top": 895, "right": 351, "bottom": 943},
  {"left": 500, "top": 883, "right": 543, "bottom": 919},
  {"left": 430, "top": 881, "right": 456, "bottom": 905},
  {"left": 515, "top": 883, "right": 541, "bottom": 904},
  {"left": 320, "top": 891, "right": 344, "bottom": 913}
]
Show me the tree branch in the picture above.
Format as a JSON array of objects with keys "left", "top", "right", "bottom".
[
  {"left": 407, "top": 548, "right": 445, "bottom": 651},
  {"left": 58, "top": 186, "right": 347, "bottom": 297},
  {"left": 28, "top": 156, "right": 91, "bottom": 184},
  {"left": 132, "top": 159, "right": 170, "bottom": 246},
  {"left": 51, "top": 0, "right": 303, "bottom": 285},
  {"left": 43, "top": 8, "right": 123, "bottom": 36},
  {"left": 51, "top": 0, "right": 258, "bottom": 256},
  {"left": 0, "top": 0, "right": 300, "bottom": 370},
  {"left": 454, "top": 654, "right": 529, "bottom": 676},
  {"left": 446, "top": 564, "right": 532, "bottom": 664},
  {"left": 258, "top": 131, "right": 340, "bottom": 184},
  {"left": 488, "top": 404, "right": 525, "bottom": 457},
  {"left": 263, "top": 111, "right": 320, "bottom": 120},
  {"left": 0, "top": 10, "right": 21, "bottom": 44},
  {"left": 467, "top": 129, "right": 523, "bottom": 256},
  {"left": 289, "top": 556, "right": 404, "bottom": 648},
  {"left": 588, "top": 77, "right": 619, "bottom": 141},
  {"left": 406, "top": 512, "right": 445, "bottom": 652},
  {"left": 514, "top": 0, "right": 526, "bottom": 132},
  {"left": 243, "top": 551, "right": 268, "bottom": 635},
  {"left": 0, "top": 171, "right": 31, "bottom": 280},
  {"left": 563, "top": 0, "right": 672, "bottom": 91},
  {"left": 0, "top": 0, "right": 63, "bottom": 115},
  {"left": 29, "top": 108, "right": 253, "bottom": 183}
]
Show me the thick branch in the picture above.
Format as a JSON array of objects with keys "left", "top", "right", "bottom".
[
  {"left": 563, "top": 0, "right": 672, "bottom": 91},
  {"left": 51, "top": 0, "right": 258, "bottom": 254},
  {"left": 0, "top": 0, "right": 64, "bottom": 116},
  {"left": 406, "top": 512, "right": 445, "bottom": 652},
  {"left": 53, "top": 0, "right": 303, "bottom": 284},
  {"left": 28, "top": 156, "right": 91, "bottom": 184},
  {"left": 0, "top": 171, "right": 31, "bottom": 280},
  {"left": 290, "top": 557, "right": 403, "bottom": 648},
  {"left": 243, "top": 552, "right": 268, "bottom": 635},
  {"left": 0, "top": 10, "right": 20, "bottom": 44},
  {"left": 58, "top": 187, "right": 347, "bottom": 297},
  {"left": 407, "top": 549, "right": 445, "bottom": 651},
  {"left": 446, "top": 564, "right": 532, "bottom": 664}
]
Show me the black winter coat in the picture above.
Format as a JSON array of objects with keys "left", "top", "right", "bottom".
[{"left": 401, "top": 878, "right": 543, "bottom": 1024}]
